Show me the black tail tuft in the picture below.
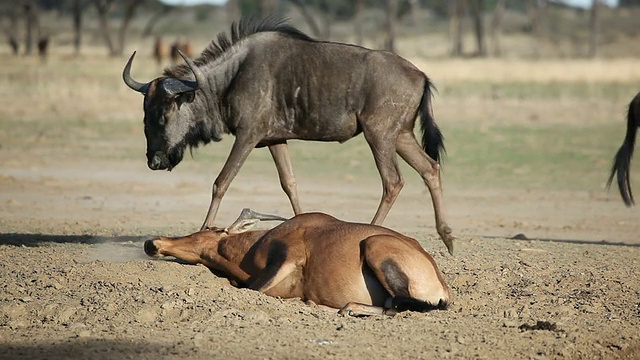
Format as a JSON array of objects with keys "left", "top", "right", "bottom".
[
  {"left": 391, "top": 295, "right": 449, "bottom": 312},
  {"left": 607, "top": 93, "right": 640, "bottom": 206},
  {"left": 419, "top": 79, "right": 445, "bottom": 164}
]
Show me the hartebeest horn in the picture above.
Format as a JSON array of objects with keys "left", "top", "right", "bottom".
[
  {"left": 226, "top": 208, "right": 288, "bottom": 234},
  {"left": 122, "top": 51, "right": 150, "bottom": 94}
]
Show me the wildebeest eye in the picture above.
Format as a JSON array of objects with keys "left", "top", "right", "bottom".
[
  {"left": 175, "top": 91, "right": 196, "bottom": 110},
  {"left": 158, "top": 115, "right": 166, "bottom": 126}
]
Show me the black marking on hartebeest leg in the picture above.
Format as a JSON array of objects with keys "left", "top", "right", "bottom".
[
  {"left": 380, "top": 258, "right": 449, "bottom": 312},
  {"left": 391, "top": 296, "right": 449, "bottom": 312},
  {"left": 380, "top": 258, "right": 410, "bottom": 297}
]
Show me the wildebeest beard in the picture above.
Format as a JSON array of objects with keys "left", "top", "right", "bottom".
[{"left": 164, "top": 118, "right": 224, "bottom": 170}]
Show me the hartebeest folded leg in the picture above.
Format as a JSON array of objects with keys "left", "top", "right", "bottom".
[
  {"left": 269, "top": 142, "right": 302, "bottom": 215},
  {"left": 338, "top": 302, "right": 398, "bottom": 317},
  {"left": 361, "top": 234, "right": 450, "bottom": 311}
]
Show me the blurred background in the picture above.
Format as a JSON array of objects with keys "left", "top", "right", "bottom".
[
  {"left": 0, "top": 0, "right": 639, "bottom": 241},
  {"left": 0, "top": 0, "right": 637, "bottom": 59}
]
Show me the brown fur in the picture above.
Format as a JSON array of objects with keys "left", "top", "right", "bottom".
[{"left": 144, "top": 212, "right": 450, "bottom": 316}]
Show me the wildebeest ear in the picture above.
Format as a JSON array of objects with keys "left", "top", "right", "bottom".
[{"left": 175, "top": 91, "right": 195, "bottom": 109}]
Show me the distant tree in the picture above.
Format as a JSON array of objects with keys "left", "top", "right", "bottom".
[
  {"left": 469, "top": 0, "right": 486, "bottom": 56},
  {"left": 354, "top": 0, "right": 364, "bottom": 45},
  {"left": 384, "top": 0, "right": 398, "bottom": 52},
  {"left": 23, "top": 1, "right": 40, "bottom": 55},
  {"left": 226, "top": 0, "right": 240, "bottom": 22},
  {"left": 258, "top": 0, "right": 278, "bottom": 16},
  {"left": 94, "top": 0, "right": 143, "bottom": 57},
  {"left": 288, "top": 0, "right": 323, "bottom": 37},
  {"left": 449, "top": 0, "right": 465, "bottom": 56},
  {"left": 489, "top": 0, "right": 506, "bottom": 56},
  {"left": 587, "top": 0, "right": 602, "bottom": 58},
  {"left": 142, "top": 4, "right": 174, "bottom": 38}
]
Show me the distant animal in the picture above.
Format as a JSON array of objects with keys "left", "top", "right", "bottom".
[
  {"left": 144, "top": 209, "right": 451, "bottom": 316},
  {"left": 169, "top": 38, "right": 192, "bottom": 63},
  {"left": 153, "top": 36, "right": 166, "bottom": 65},
  {"left": 37, "top": 36, "right": 49, "bottom": 61},
  {"left": 122, "top": 16, "right": 454, "bottom": 255},
  {"left": 608, "top": 92, "right": 640, "bottom": 206},
  {"left": 8, "top": 36, "right": 19, "bottom": 55}
]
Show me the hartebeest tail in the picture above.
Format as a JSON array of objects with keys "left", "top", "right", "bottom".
[
  {"left": 420, "top": 81, "right": 445, "bottom": 164},
  {"left": 607, "top": 93, "right": 640, "bottom": 206}
]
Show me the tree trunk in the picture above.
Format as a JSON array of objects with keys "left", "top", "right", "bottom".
[
  {"left": 226, "top": 0, "right": 240, "bottom": 23},
  {"left": 117, "top": 0, "right": 141, "bottom": 56},
  {"left": 258, "top": 0, "right": 277, "bottom": 17},
  {"left": 73, "top": 0, "right": 82, "bottom": 55},
  {"left": 95, "top": 0, "right": 116, "bottom": 56},
  {"left": 354, "top": 0, "right": 364, "bottom": 45},
  {"left": 449, "top": 0, "right": 465, "bottom": 57},
  {"left": 490, "top": 0, "right": 505, "bottom": 56},
  {"left": 288, "top": 0, "right": 321, "bottom": 38},
  {"left": 142, "top": 5, "right": 173, "bottom": 38},
  {"left": 23, "top": 2, "right": 36, "bottom": 55},
  {"left": 588, "top": 0, "right": 600, "bottom": 58},
  {"left": 384, "top": 0, "right": 397, "bottom": 52},
  {"left": 470, "top": 0, "right": 485, "bottom": 56}
]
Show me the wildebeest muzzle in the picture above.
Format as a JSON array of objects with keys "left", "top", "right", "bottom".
[{"left": 147, "top": 151, "right": 170, "bottom": 170}]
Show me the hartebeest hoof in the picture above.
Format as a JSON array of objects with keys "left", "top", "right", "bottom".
[{"left": 144, "top": 239, "right": 159, "bottom": 256}]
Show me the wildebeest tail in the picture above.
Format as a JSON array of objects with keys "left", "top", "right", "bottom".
[
  {"left": 419, "top": 79, "right": 445, "bottom": 163},
  {"left": 607, "top": 93, "right": 640, "bottom": 206}
]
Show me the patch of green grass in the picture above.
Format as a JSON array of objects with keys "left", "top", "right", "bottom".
[
  {"left": 438, "top": 81, "right": 638, "bottom": 101},
  {"left": 442, "top": 122, "right": 629, "bottom": 191}
]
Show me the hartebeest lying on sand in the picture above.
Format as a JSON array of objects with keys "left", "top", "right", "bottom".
[
  {"left": 608, "top": 92, "right": 640, "bottom": 206},
  {"left": 144, "top": 209, "right": 451, "bottom": 316},
  {"left": 123, "top": 16, "right": 454, "bottom": 255}
]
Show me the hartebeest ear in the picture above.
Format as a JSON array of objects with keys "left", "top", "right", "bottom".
[
  {"left": 225, "top": 219, "right": 260, "bottom": 234},
  {"left": 175, "top": 91, "right": 195, "bottom": 109}
]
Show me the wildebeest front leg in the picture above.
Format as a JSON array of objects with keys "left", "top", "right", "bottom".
[
  {"left": 268, "top": 142, "right": 302, "bottom": 215},
  {"left": 396, "top": 132, "right": 454, "bottom": 255},
  {"left": 201, "top": 136, "right": 260, "bottom": 230}
]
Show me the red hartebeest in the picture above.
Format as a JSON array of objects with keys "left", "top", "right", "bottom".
[{"left": 144, "top": 209, "right": 451, "bottom": 317}]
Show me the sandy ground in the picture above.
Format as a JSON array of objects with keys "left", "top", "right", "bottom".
[
  {"left": 1, "top": 47, "right": 640, "bottom": 359},
  {"left": 0, "top": 146, "right": 639, "bottom": 360}
]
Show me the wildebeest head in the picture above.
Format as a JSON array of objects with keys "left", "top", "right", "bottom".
[{"left": 122, "top": 50, "right": 206, "bottom": 171}]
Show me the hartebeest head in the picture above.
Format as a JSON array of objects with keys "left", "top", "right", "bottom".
[{"left": 122, "top": 50, "right": 206, "bottom": 171}]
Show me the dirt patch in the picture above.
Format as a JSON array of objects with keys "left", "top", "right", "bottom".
[{"left": 1, "top": 55, "right": 639, "bottom": 359}]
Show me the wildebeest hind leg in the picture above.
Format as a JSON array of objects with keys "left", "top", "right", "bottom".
[
  {"left": 396, "top": 131, "right": 454, "bottom": 255},
  {"left": 269, "top": 142, "right": 302, "bottom": 215}
]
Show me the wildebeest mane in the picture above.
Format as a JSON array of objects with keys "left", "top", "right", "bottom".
[{"left": 164, "top": 16, "right": 314, "bottom": 78}]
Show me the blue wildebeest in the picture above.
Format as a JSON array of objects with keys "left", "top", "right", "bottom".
[
  {"left": 122, "top": 17, "right": 454, "bottom": 254},
  {"left": 608, "top": 92, "right": 640, "bottom": 206},
  {"left": 144, "top": 208, "right": 451, "bottom": 316}
]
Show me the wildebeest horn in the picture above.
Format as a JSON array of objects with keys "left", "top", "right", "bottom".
[
  {"left": 226, "top": 208, "right": 288, "bottom": 234},
  {"left": 177, "top": 49, "right": 206, "bottom": 91},
  {"left": 122, "top": 51, "right": 150, "bottom": 94}
]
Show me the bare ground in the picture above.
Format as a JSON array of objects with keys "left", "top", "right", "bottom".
[
  {"left": 0, "top": 151, "right": 639, "bottom": 360},
  {"left": 1, "top": 54, "right": 639, "bottom": 359}
]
